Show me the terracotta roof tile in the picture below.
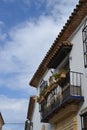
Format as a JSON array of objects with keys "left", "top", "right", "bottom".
[{"left": 30, "top": 0, "right": 87, "bottom": 87}]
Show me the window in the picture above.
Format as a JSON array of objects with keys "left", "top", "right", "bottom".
[
  {"left": 82, "top": 18, "right": 87, "bottom": 68},
  {"left": 81, "top": 112, "right": 87, "bottom": 130}
]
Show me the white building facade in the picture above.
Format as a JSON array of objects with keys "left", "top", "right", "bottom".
[
  {"left": 29, "top": 1, "right": 87, "bottom": 130},
  {"left": 26, "top": 96, "right": 53, "bottom": 130}
]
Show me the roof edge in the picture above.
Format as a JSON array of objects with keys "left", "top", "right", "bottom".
[{"left": 29, "top": 0, "right": 87, "bottom": 87}]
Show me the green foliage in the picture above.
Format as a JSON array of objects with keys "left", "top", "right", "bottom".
[
  {"left": 53, "top": 73, "right": 61, "bottom": 80},
  {"left": 37, "top": 69, "right": 67, "bottom": 103}
]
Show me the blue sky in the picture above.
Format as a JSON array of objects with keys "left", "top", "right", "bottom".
[{"left": 0, "top": 0, "right": 79, "bottom": 130}]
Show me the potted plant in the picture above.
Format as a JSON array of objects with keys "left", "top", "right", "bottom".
[
  {"left": 49, "top": 75, "right": 56, "bottom": 85},
  {"left": 54, "top": 72, "right": 61, "bottom": 80},
  {"left": 60, "top": 69, "right": 67, "bottom": 78}
]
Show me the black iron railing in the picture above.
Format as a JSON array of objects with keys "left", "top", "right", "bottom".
[
  {"left": 40, "top": 80, "right": 48, "bottom": 93},
  {"left": 40, "top": 71, "right": 84, "bottom": 122},
  {"left": 62, "top": 71, "right": 82, "bottom": 101}
]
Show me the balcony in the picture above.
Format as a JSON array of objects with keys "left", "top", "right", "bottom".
[{"left": 40, "top": 71, "right": 84, "bottom": 122}]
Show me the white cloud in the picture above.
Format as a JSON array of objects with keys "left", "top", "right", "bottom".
[
  {"left": 0, "top": 16, "right": 59, "bottom": 91},
  {"left": 0, "top": 95, "right": 28, "bottom": 130},
  {"left": 0, "top": 2, "right": 79, "bottom": 130},
  {"left": 0, "top": 1, "right": 79, "bottom": 91},
  {"left": 0, "top": 95, "right": 28, "bottom": 112},
  {"left": 46, "top": 0, "right": 79, "bottom": 22}
]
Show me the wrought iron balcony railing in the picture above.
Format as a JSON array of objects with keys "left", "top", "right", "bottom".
[
  {"left": 40, "top": 71, "right": 84, "bottom": 122},
  {"left": 40, "top": 80, "right": 48, "bottom": 93}
]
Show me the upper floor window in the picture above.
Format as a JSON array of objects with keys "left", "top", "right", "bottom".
[{"left": 82, "top": 18, "right": 87, "bottom": 68}]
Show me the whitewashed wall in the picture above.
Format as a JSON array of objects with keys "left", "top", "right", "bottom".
[
  {"left": 32, "top": 14, "right": 87, "bottom": 130},
  {"left": 69, "top": 16, "right": 87, "bottom": 130},
  {"left": 31, "top": 98, "right": 53, "bottom": 130},
  {"left": 31, "top": 100, "right": 41, "bottom": 130}
]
